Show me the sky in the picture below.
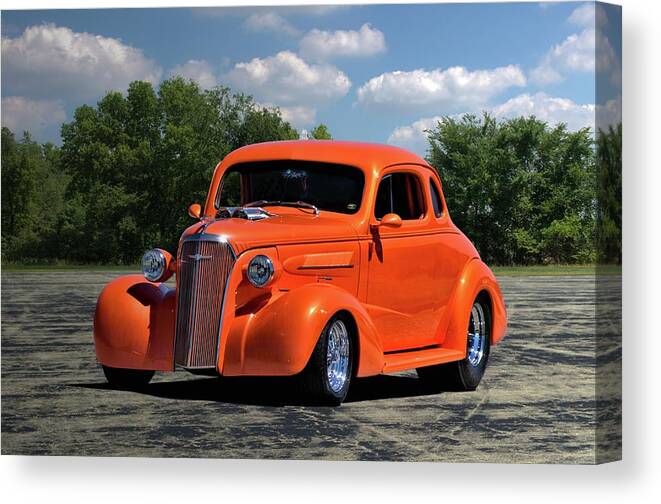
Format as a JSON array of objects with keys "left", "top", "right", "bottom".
[{"left": 1, "top": 1, "right": 622, "bottom": 155}]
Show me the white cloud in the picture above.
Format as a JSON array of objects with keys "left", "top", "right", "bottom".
[
  {"left": 530, "top": 28, "right": 596, "bottom": 84},
  {"left": 276, "top": 105, "right": 317, "bottom": 128},
  {"left": 168, "top": 60, "right": 217, "bottom": 89},
  {"left": 388, "top": 92, "right": 596, "bottom": 155},
  {"left": 568, "top": 3, "right": 595, "bottom": 27},
  {"left": 1, "top": 23, "right": 162, "bottom": 100},
  {"left": 299, "top": 23, "right": 386, "bottom": 61},
  {"left": 596, "top": 95, "right": 622, "bottom": 131},
  {"left": 531, "top": 4, "right": 617, "bottom": 85},
  {"left": 1, "top": 96, "right": 67, "bottom": 136},
  {"left": 388, "top": 116, "right": 445, "bottom": 156},
  {"left": 357, "top": 65, "right": 526, "bottom": 111},
  {"left": 243, "top": 12, "right": 299, "bottom": 36},
  {"left": 225, "top": 50, "right": 351, "bottom": 105},
  {"left": 257, "top": 103, "right": 317, "bottom": 129},
  {"left": 490, "top": 92, "right": 594, "bottom": 131}
]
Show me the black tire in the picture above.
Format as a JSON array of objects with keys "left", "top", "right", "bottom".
[
  {"left": 300, "top": 313, "right": 354, "bottom": 406},
  {"left": 102, "top": 365, "right": 154, "bottom": 389},
  {"left": 417, "top": 297, "right": 491, "bottom": 392}
]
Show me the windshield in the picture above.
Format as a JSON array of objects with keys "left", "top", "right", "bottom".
[{"left": 215, "top": 160, "right": 364, "bottom": 215}]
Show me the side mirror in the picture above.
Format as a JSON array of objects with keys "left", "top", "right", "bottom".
[
  {"left": 188, "top": 203, "right": 202, "bottom": 219},
  {"left": 372, "top": 213, "right": 403, "bottom": 229}
]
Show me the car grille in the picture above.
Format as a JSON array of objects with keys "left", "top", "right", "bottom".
[{"left": 174, "top": 236, "right": 235, "bottom": 369}]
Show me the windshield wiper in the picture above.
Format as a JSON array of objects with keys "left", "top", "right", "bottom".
[{"left": 244, "top": 200, "right": 319, "bottom": 215}]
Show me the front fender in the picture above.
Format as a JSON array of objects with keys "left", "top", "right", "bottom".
[
  {"left": 442, "top": 259, "right": 507, "bottom": 353},
  {"left": 221, "top": 283, "right": 384, "bottom": 377},
  {"left": 93, "top": 274, "right": 175, "bottom": 371}
]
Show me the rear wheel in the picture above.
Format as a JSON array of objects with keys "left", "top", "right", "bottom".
[
  {"left": 301, "top": 314, "right": 354, "bottom": 406},
  {"left": 102, "top": 365, "right": 154, "bottom": 389},
  {"left": 417, "top": 297, "right": 491, "bottom": 392}
]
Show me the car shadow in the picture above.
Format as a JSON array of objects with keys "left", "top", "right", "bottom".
[{"left": 70, "top": 373, "right": 448, "bottom": 407}]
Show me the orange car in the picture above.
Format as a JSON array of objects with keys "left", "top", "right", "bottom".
[{"left": 94, "top": 140, "right": 507, "bottom": 405}]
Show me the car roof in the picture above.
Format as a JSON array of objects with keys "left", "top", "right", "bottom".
[{"left": 222, "top": 140, "right": 434, "bottom": 176}]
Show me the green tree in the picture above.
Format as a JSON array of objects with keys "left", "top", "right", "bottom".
[
  {"left": 595, "top": 123, "right": 622, "bottom": 264},
  {"left": 307, "top": 124, "right": 332, "bottom": 140},
  {"left": 426, "top": 114, "right": 595, "bottom": 265},
  {"left": 58, "top": 77, "right": 299, "bottom": 263},
  {"left": 1, "top": 128, "right": 67, "bottom": 262}
]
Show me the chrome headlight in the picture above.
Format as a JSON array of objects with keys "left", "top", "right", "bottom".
[
  {"left": 247, "top": 255, "right": 274, "bottom": 288},
  {"left": 141, "top": 249, "right": 167, "bottom": 282}
]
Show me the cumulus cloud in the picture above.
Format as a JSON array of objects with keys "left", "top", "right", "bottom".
[
  {"left": 388, "top": 92, "right": 596, "bottom": 155},
  {"left": 357, "top": 65, "right": 526, "bottom": 112},
  {"left": 1, "top": 23, "right": 162, "bottom": 100},
  {"left": 1, "top": 96, "right": 67, "bottom": 136},
  {"left": 530, "top": 28, "right": 597, "bottom": 84},
  {"left": 243, "top": 11, "right": 299, "bottom": 36},
  {"left": 168, "top": 60, "right": 217, "bottom": 89},
  {"left": 596, "top": 95, "right": 622, "bottom": 131},
  {"left": 388, "top": 116, "right": 446, "bottom": 156},
  {"left": 531, "top": 4, "right": 617, "bottom": 85},
  {"left": 225, "top": 50, "right": 351, "bottom": 105},
  {"left": 299, "top": 23, "right": 386, "bottom": 61},
  {"left": 256, "top": 103, "right": 317, "bottom": 129},
  {"left": 490, "top": 92, "right": 594, "bottom": 130},
  {"left": 568, "top": 3, "right": 595, "bottom": 27}
]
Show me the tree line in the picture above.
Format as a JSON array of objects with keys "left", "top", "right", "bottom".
[{"left": 1, "top": 78, "right": 620, "bottom": 265}]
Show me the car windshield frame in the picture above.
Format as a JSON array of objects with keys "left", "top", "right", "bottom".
[{"left": 214, "top": 160, "right": 366, "bottom": 215}]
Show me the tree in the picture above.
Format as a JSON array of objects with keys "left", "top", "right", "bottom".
[
  {"left": 595, "top": 123, "right": 622, "bottom": 264},
  {"left": 307, "top": 124, "right": 332, "bottom": 140},
  {"left": 426, "top": 114, "right": 595, "bottom": 265},
  {"left": 57, "top": 77, "right": 300, "bottom": 263},
  {"left": 1, "top": 128, "right": 67, "bottom": 262}
]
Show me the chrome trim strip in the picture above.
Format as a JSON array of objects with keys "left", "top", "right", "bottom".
[{"left": 184, "top": 232, "right": 233, "bottom": 246}]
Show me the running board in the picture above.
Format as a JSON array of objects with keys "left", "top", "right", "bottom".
[{"left": 382, "top": 347, "right": 465, "bottom": 374}]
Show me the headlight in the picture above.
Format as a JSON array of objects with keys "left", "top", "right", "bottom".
[
  {"left": 141, "top": 249, "right": 167, "bottom": 282},
  {"left": 247, "top": 255, "right": 274, "bottom": 288}
]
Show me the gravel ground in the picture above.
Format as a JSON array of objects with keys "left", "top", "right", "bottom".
[{"left": 1, "top": 272, "right": 621, "bottom": 463}]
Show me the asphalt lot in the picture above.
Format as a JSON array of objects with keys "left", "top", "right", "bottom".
[{"left": 1, "top": 271, "right": 621, "bottom": 463}]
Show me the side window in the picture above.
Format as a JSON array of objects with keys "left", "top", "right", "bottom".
[
  {"left": 215, "top": 171, "right": 241, "bottom": 208},
  {"left": 374, "top": 172, "right": 425, "bottom": 220},
  {"left": 429, "top": 179, "right": 443, "bottom": 218}
]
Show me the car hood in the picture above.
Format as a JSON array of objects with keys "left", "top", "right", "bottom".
[{"left": 182, "top": 212, "right": 359, "bottom": 254}]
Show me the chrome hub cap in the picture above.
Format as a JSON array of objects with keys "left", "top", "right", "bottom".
[
  {"left": 326, "top": 319, "right": 350, "bottom": 393},
  {"left": 467, "top": 303, "right": 486, "bottom": 367}
]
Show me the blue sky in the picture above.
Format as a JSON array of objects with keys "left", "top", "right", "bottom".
[{"left": 1, "top": 2, "right": 621, "bottom": 154}]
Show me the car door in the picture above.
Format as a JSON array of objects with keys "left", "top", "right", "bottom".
[{"left": 366, "top": 167, "right": 446, "bottom": 352}]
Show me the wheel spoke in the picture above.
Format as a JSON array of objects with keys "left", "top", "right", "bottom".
[{"left": 326, "top": 319, "right": 350, "bottom": 393}]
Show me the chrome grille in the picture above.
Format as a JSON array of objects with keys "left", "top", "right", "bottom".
[{"left": 174, "top": 236, "right": 235, "bottom": 368}]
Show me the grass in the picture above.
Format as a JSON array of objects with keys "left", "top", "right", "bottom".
[
  {"left": 3, "top": 262, "right": 621, "bottom": 276},
  {"left": 492, "top": 264, "right": 621, "bottom": 276}
]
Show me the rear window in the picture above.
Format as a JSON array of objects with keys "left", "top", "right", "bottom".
[{"left": 215, "top": 160, "right": 364, "bottom": 214}]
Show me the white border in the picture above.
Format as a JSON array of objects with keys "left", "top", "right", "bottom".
[{"left": 3, "top": 1, "right": 660, "bottom": 503}]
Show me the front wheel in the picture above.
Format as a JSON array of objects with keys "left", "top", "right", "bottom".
[
  {"left": 417, "top": 297, "right": 491, "bottom": 392},
  {"left": 102, "top": 365, "right": 154, "bottom": 389},
  {"left": 301, "top": 314, "right": 354, "bottom": 406}
]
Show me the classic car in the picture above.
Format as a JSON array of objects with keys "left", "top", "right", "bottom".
[{"left": 94, "top": 140, "right": 507, "bottom": 405}]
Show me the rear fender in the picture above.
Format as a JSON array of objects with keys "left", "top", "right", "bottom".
[
  {"left": 443, "top": 259, "right": 507, "bottom": 353},
  {"left": 93, "top": 274, "right": 175, "bottom": 371},
  {"left": 221, "top": 282, "right": 384, "bottom": 377}
]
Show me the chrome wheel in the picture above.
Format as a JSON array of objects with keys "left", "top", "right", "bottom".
[
  {"left": 326, "top": 319, "right": 350, "bottom": 393},
  {"left": 467, "top": 302, "right": 487, "bottom": 367}
]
